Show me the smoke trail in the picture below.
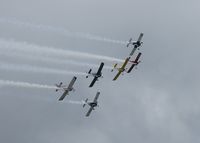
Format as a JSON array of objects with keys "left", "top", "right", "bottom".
[
  {"left": 0, "top": 79, "right": 56, "bottom": 89},
  {"left": 0, "top": 48, "right": 113, "bottom": 70},
  {"left": 63, "top": 100, "right": 85, "bottom": 105},
  {"left": 0, "top": 18, "right": 127, "bottom": 45},
  {"left": 0, "top": 38, "right": 124, "bottom": 63},
  {"left": 0, "top": 62, "right": 87, "bottom": 76},
  {"left": 0, "top": 79, "right": 86, "bottom": 106}
]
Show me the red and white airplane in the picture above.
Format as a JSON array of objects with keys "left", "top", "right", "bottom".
[{"left": 127, "top": 52, "right": 142, "bottom": 73}]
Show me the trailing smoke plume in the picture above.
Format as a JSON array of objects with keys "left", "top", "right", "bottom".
[
  {"left": 0, "top": 62, "right": 87, "bottom": 76},
  {"left": 0, "top": 18, "right": 127, "bottom": 45},
  {"left": 0, "top": 38, "right": 124, "bottom": 63}
]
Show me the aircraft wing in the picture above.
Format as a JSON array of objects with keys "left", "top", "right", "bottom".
[
  {"left": 59, "top": 90, "right": 69, "bottom": 101},
  {"left": 135, "top": 52, "right": 142, "bottom": 62},
  {"left": 86, "top": 107, "right": 93, "bottom": 117},
  {"left": 121, "top": 57, "right": 130, "bottom": 69},
  {"left": 68, "top": 76, "right": 77, "bottom": 89},
  {"left": 127, "top": 64, "right": 135, "bottom": 73},
  {"left": 96, "top": 62, "right": 104, "bottom": 75},
  {"left": 113, "top": 71, "right": 122, "bottom": 81},
  {"left": 127, "top": 53, "right": 141, "bottom": 73},
  {"left": 130, "top": 47, "right": 137, "bottom": 56},
  {"left": 137, "top": 33, "right": 144, "bottom": 42},
  {"left": 93, "top": 92, "right": 100, "bottom": 102},
  {"left": 89, "top": 77, "right": 98, "bottom": 87}
]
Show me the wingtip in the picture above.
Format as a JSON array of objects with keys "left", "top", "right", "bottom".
[{"left": 89, "top": 84, "right": 93, "bottom": 88}]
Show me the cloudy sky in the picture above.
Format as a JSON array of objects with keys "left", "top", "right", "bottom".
[{"left": 0, "top": 0, "right": 200, "bottom": 143}]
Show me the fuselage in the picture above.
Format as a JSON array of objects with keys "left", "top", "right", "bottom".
[
  {"left": 57, "top": 85, "right": 73, "bottom": 92},
  {"left": 134, "top": 41, "right": 142, "bottom": 47},
  {"left": 92, "top": 72, "right": 102, "bottom": 78},
  {"left": 118, "top": 68, "right": 125, "bottom": 72},
  {"left": 89, "top": 102, "right": 98, "bottom": 108}
]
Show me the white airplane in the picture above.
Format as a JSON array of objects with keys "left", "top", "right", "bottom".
[
  {"left": 55, "top": 76, "right": 77, "bottom": 101},
  {"left": 83, "top": 91, "right": 100, "bottom": 117},
  {"left": 127, "top": 33, "right": 144, "bottom": 56}
]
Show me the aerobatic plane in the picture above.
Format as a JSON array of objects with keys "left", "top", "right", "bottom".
[
  {"left": 111, "top": 57, "right": 130, "bottom": 81},
  {"left": 86, "top": 62, "right": 104, "bottom": 87},
  {"left": 55, "top": 76, "right": 77, "bottom": 101},
  {"left": 127, "top": 33, "right": 144, "bottom": 56},
  {"left": 83, "top": 91, "right": 100, "bottom": 117},
  {"left": 127, "top": 52, "right": 142, "bottom": 73}
]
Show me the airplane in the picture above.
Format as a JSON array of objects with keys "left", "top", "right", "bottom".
[
  {"left": 83, "top": 91, "right": 100, "bottom": 117},
  {"left": 127, "top": 33, "right": 144, "bottom": 56},
  {"left": 127, "top": 52, "right": 142, "bottom": 73},
  {"left": 86, "top": 62, "right": 104, "bottom": 87},
  {"left": 111, "top": 57, "right": 130, "bottom": 81},
  {"left": 55, "top": 76, "right": 77, "bottom": 101}
]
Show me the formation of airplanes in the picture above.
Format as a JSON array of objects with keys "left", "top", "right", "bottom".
[
  {"left": 112, "top": 33, "right": 143, "bottom": 80},
  {"left": 55, "top": 33, "right": 144, "bottom": 117}
]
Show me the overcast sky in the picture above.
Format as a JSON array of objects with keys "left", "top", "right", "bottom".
[{"left": 0, "top": 0, "right": 200, "bottom": 143}]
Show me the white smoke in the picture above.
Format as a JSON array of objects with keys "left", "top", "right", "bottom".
[
  {"left": 0, "top": 38, "right": 124, "bottom": 63},
  {"left": 0, "top": 62, "right": 87, "bottom": 76},
  {"left": 0, "top": 79, "right": 86, "bottom": 105},
  {"left": 0, "top": 18, "right": 127, "bottom": 45},
  {"left": 0, "top": 79, "right": 56, "bottom": 89},
  {"left": 64, "top": 100, "right": 85, "bottom": 105},
  {"left": 0, "top": 47, "right": 113, "bottom": 70}
]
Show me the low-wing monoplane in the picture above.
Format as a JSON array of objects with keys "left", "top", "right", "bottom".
[
  {"left": 127, "top": 33, "right": 144, "bottom": 56},
  {"left": 127, "top": 52, "right": 142, "bottom": 73},
  {"left": 111, "top": 57, "right": 130, "bottom": 81},
  {"left": 86, "top": 62, "right": 104, "bottom": 87},
  {"left": 83, "top": 91, "right": 100, "bottom": 117},
  {"left": 55, "top": 76, "right": 77, "bottom": 101}
]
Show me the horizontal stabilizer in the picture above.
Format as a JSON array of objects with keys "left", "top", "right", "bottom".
[
  {"left": 83, "top": 98, "right": 88, "bottom": 108},
  {"left": 127, "top": 38, "right": 132, "bottom": 47},
  {"left": 88, "top": 69, "right": 92, "bottom": 74}
]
